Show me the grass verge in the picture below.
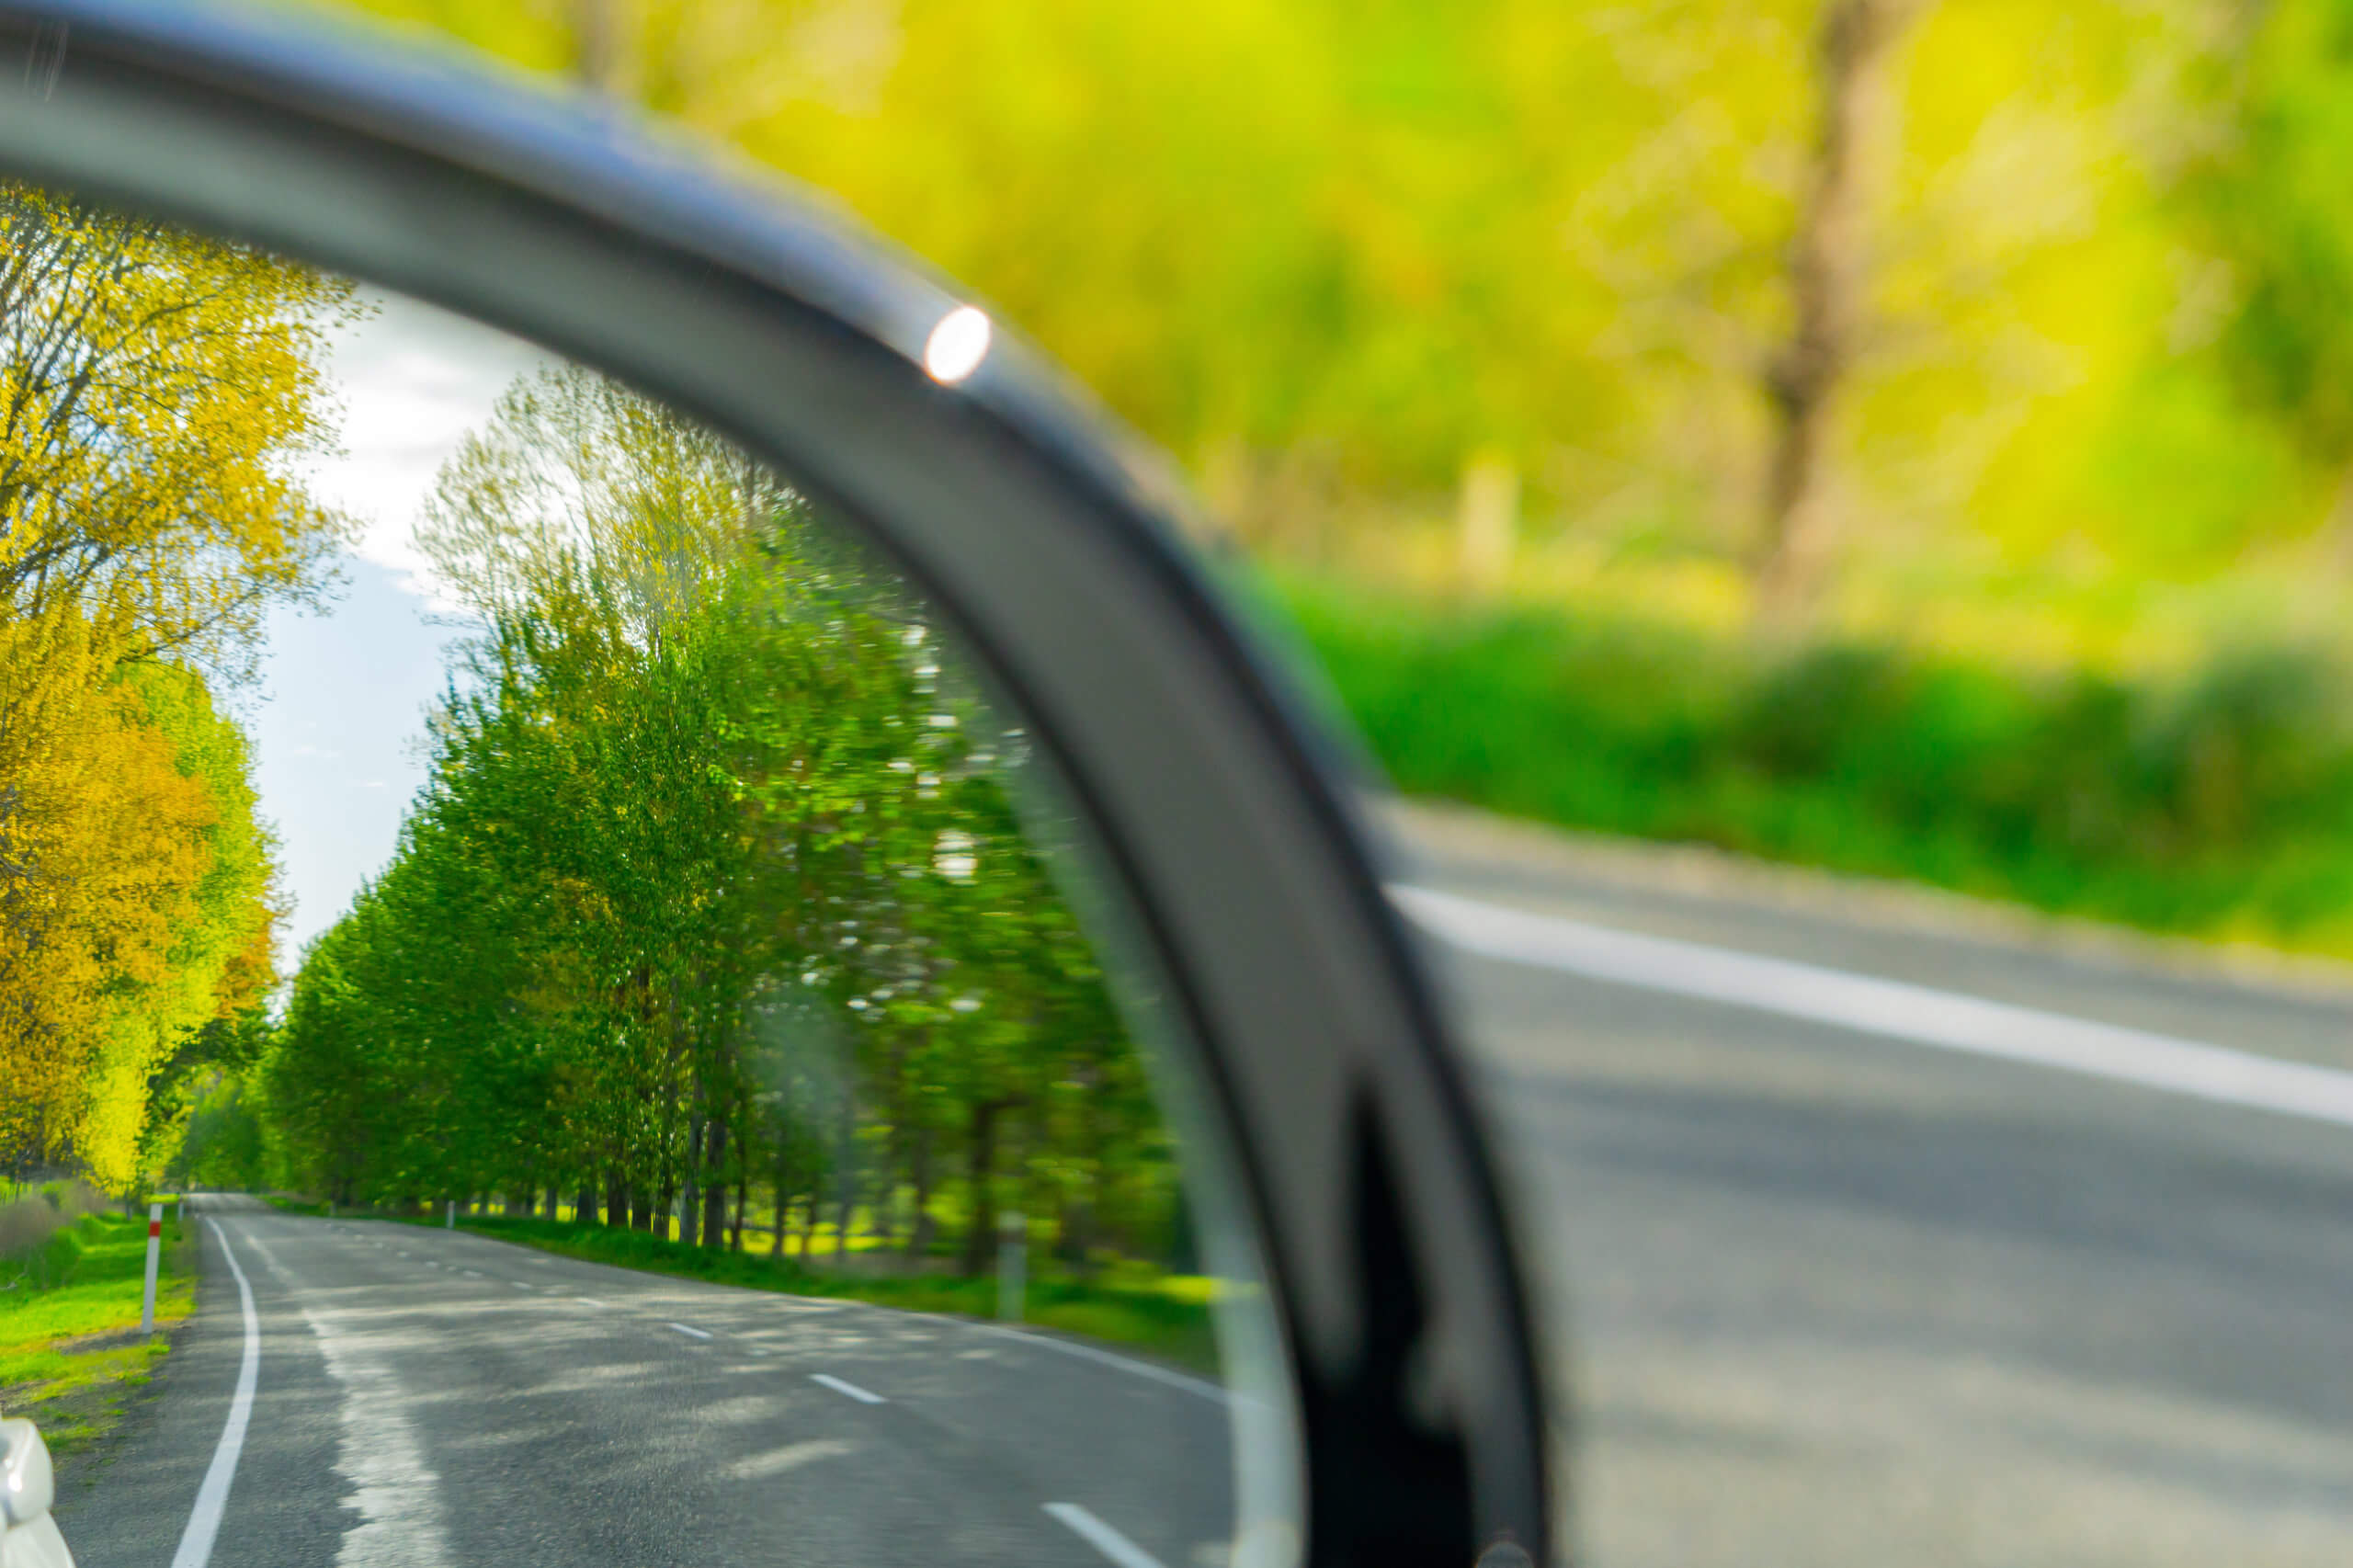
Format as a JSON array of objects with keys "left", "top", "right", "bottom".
[
  {"left": 0, "top": 1199, "right": 191, "bottom": 1460},
  {"left": 364, "top": 1210, "right": 1220, "bottom": 1373}
]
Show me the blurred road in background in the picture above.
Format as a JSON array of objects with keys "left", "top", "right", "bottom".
[
  {"left": 61, "top": 1199, "right": 1231, "bottom": 1568},
  {"left": 1389, "top": 802, "right": 2353, "bottom": 1568}
]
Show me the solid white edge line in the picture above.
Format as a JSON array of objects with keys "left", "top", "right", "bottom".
[
  {"left": 972, "top": 1322, "right": 1228, "bottom": 1403},
  {"left": 1043, "top": 1503, "right": 1167, "bottom": 1568},
  {"left": 665, "top": 1322, "right": 713, "bottom": 1339},
  {"left": 809, "top": 1372, "right": 884, "bottom": 1404},
  {"left": 168, "top": 1220, "right": 261, "bottom": 1568},
  {"left": 1395, "top": 884, "right": 2353, "bottom": 1128}
]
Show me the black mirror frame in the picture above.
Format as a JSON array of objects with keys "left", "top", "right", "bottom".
[{"left": 0, "top": 5, "right": 1559, "bottom": 1563}]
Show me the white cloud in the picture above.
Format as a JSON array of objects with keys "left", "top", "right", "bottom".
[{"left": 308, "top": 290, "right": 557, "bottom": 611}]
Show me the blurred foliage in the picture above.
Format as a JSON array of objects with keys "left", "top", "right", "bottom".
[
  {"left": 1288, "top": 575, "right": 2353, "bottom": 950},
  {"left": 309, "top": 0, "right": 2353, "bottom": 634}
]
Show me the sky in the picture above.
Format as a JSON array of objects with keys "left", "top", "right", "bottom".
[{"left": 248, "top": 290, "right": 556, "bottom": 958}]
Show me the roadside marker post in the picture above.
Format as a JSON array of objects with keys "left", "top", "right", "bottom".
[
  {"left": 141, "top": 1201, "right": 163, "bottom": 1335},
  {"left": 997, "top": 1210, "right": 1027, "bottom": 1323},
  {"left": 446, "top": 1199, "right": 455, "bottom": 1229}
]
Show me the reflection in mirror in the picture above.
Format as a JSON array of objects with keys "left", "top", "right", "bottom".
[{"left": 0, "top": 184, "right": 1298, "bottom": 1568}]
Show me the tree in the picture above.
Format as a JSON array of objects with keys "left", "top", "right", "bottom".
[
  {"left": 0, "top": 184, "right": 340, "bottom": 1192},
  {"left": 267, "top": 366, "right": 1187, "bottom": 1281}
]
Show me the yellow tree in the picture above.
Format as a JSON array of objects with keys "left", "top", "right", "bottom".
[{"left": 0, "top": 185, "right": 347, "bottom": 1189}]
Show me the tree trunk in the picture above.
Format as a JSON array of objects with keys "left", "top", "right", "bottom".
[
  {"left": 605, "top": 1168, "right": 628, "bottom": 1230},
  {"left": 729, "top": 1172, "right": 747, "bottom": 1254},
  {"left": 701, "top": 1118, "right": 730, "bottom": 1250},
  {"left": 1457, "top": 451, "right": 1518, "bottom": 597},
  {"left": 831, "top": 1098, "right": 858, "bottom": 1263},
  {"left": 904, "top": 1127, "right": 935, "bottom": 1270},
  {"left": 568, "top": 0, "right": 631, "bottom": 97},
  {"left": 958, "top": 1099, "right": 1008, "bottom": 1277},
  {"left": 1754, "top": 0, "right": 1910, "bottom": 623},
  {"left": 680, "top": 1114, "right": 704, "bottom": 1247},
  {"left": 576, "top": 1185, "right": 599, "bottom": 1227}
]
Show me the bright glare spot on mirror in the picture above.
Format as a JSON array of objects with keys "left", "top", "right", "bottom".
[{"left": 923, "top": 305, "right": 992, "bottom": 384}]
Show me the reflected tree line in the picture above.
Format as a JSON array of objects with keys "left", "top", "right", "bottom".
[{"left": 258, "top": 369, "right": 1191, "bottom": 1276}]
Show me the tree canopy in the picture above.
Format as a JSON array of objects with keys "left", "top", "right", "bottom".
[
  {"left": 265, "top": 367, "right": 1184, "bottom": 1276},
  {"left": 0, "top": 185, "right": 347, "bottom": 1193}
]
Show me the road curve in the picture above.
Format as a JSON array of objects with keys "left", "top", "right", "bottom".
[
  {"left": 1391, "top": 802, "right": 2353, "bottom": 1568},
  {"left": 61, "top": 1197, "right": 1233, "bottom": 1568}
]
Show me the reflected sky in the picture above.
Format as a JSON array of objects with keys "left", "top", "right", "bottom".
[{"left": 253, "top": 291, "right": 554, "bottom": 956}]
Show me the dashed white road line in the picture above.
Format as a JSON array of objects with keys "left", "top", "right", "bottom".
[
  {"left": 167, "top": 1221, "right": 260, "bottom": 1568},
  {"left": 574, "top": 1297, "right": 608, "bottom": 1309},
  {"left": 1043, "top": 1503, "right": 1165, "bottom": 1568},
  {"left": 667, "top": 1322, "right": 714, "bottom": 1340},
  {"left": 810, "top": 1373, "right": 885, "bottom": 1404}
]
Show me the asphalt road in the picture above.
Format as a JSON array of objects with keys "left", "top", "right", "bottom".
[
  {"left": 1390, "top": 802, "right": 2353, "bottom": 1568},
  {"left": 59, "top": 1197, "right": 1234, "bottom": 1568},
  {"left": 54, "top": 801, "right": 2353, "bottom": 1568}
]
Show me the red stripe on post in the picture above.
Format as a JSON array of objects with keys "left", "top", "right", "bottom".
[{"left": 149, "top": 1221, "right": 162, "bottom": 1238}]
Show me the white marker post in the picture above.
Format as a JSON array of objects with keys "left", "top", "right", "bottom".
[
  {"left": 140, "top": 1202, "right": 163, "bottom": 1335},
  {"left": 446, "top": 1199, "right": 455, "bottom": 1230},
  {"left": 996, "top": 1210, "right": 1027, "bottom": 1323}
]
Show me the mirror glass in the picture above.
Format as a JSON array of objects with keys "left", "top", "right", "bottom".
[{"left": 0, "top": 184, "right": 1299, "bottom": 1568}]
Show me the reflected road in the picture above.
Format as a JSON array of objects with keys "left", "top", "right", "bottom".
[{"left": 62, "top": 1198, "right": 1230, "bottom": 1568}]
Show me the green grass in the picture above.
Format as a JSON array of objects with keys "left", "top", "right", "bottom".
[
  {"left": 363, "top": 1211, "right": 1221, "bottom": 1373},
  {"left": 1280, "top": 574, "right": 2353, "bottom": 953},
  {"left": 0, "top": 1200, "right": 191, "bottom": 1459}
]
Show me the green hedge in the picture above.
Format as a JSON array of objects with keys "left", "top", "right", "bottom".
[{"left": 1279, "top": 576, "right": 2353, "bottom": 950}]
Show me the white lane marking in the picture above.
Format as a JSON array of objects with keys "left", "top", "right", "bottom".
[
  {"left": 667, "top": 1322, "right": 714, "bottom": 1339},
  {"left": 575, "top": 1297, "right": 608, "bottom": 1309},
  {"left": 810, "top": 1372, "right": 885, "bottom": 1404},
  {"left": 1044, "top": 1503, "right": 1166, "bottom": 1568},
  {"left": 509, "top": 1281, "right": 536, "bottom": 1290},
  {"left": 973, "top": 1323, "right": 1226, "bottom": 1403},
  {"left": 720, "top": 1437, "right": 857, "bottom": 1482},
  {"left": 243, "top": 1232, "right": 454, "bottom": 1568},
  {"left": 460, "top": 1269, "right": 482, "bottom": 1278},
  {"left": 167, "top": 1221, "right": 261, "bottom": 1568},
  {"left": 1398, "top": 884, "right": 2353, "bottom": 1127}
]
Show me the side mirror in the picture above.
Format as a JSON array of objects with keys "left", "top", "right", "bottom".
[
  {"left": 0, "top": 1419, "right": 74, "bottom": 1568},
  {"left": 0, "top": 6, "right": 1555, "bottom": 1568}
]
